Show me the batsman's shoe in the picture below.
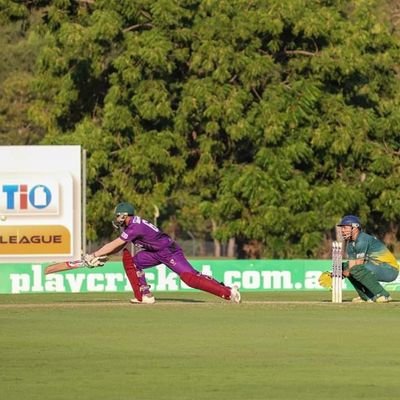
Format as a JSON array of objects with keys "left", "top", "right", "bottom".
[
  {"left": 230, "top": 285, "right": 241, "bottom": 304},
  {"left": 352, "top": 296, "right": 373, "bottom": 303},
  {"left": 375, "top": 295, "right": 392, "bottom": 303},
  {"left": 130, "top": 294, "right": 156, "bottom": 304}
]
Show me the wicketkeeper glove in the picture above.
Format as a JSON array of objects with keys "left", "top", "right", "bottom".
[
  {"left": 318, "top": 271, "right": 333, "bottom": 289},
  {"left": 83, "top": 254, "right": 108, "bottom": 268},
  {"left": 318, "top": 268, "right": 347, "bottom": 289}
]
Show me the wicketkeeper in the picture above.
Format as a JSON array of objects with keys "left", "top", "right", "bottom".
[
  {"left": 332, "top": 215, "right": 398, "bottom": 303},
  {"left": 85, "top": 202, "right": 241, "bottom": 304}
]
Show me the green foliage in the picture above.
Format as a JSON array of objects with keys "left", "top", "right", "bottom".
[
  {"left": 2, "top": 0, "right": 400, "bottom": 256},
  {"left": 0, "top": 0, "right": 28, "bottom": 23},
  {"left": 0, "top": 9, "right": 46, "bottom": 145}
]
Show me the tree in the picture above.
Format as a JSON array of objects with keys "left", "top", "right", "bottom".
[
  {"left": 0, "top": 5, "right": 46, "bottom": 145},
  {"left": 174, "top": 0, "right": 400, "bottom": 257},
  {"left": 18, "top": 0, "right": 400, "bottom": 256}
]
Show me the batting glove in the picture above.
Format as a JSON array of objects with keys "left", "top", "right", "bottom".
[{"left": 83, "top": 254, "right": 108, "bottom": 268}]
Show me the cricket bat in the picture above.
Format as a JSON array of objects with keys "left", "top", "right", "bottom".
[{"left": 45, "top": 259, "right": 85, "bottom": 274}]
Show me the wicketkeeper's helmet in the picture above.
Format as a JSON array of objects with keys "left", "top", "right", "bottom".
[
  {"left": 114, "top": 202, "right": 135, "bottom": 216},
  {"left": 337, "top": 215, "right": 361, "bottom": 228}
]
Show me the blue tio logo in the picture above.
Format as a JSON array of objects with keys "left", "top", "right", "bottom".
[{"left": 2, "top": 184, "right": 52, "bottom": 210}]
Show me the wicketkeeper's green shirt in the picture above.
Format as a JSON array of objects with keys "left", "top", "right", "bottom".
[{"left": 346, "top": 231, "right": 399, "bottom": 270}]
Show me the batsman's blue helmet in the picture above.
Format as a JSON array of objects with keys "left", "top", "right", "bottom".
[
  {"left": 114, "top": 202, "right": 135, "bottom": 216},
  {"left": 337, "top": 215, "right": 361, "bottom": 228}
]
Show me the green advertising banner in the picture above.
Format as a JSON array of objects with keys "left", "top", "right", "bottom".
[{"left": 1, "top": 260, "right": 399, "bottom": 294}]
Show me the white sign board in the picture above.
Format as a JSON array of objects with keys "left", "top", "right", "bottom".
[{"left": 0, "top": 146, "right": 82, "bottom": 262}]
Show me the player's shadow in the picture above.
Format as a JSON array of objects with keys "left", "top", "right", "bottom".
[
  {"left": 321, "top": 299, "right": 399, "bottom": 303},
  {"left": 57, "top": 298, "right": 206, "bottom": 304},
  {"left": 158, "top": 298, "right": 206, "bottom": 303}
]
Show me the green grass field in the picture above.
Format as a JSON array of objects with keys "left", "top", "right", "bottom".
[{"left": 1, "top": 291, "right": 400, "bottom": 400}]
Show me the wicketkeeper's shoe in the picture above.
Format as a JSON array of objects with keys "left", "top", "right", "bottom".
[
  {"left": 230, "top": 285, "right": 241, "bottom": 303},
  {"left": 130, "top": 294, "right": 156, "bottom": 304},
  {"left": 352, "top": 296, "right": 373, "bottom": 303},
  {"left": 375, "top": 295, "right": 392, "bottom": 303}
]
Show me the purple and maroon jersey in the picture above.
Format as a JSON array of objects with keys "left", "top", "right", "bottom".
[{"left": 119, "top": 216, "right": 174, "bottom": 252}]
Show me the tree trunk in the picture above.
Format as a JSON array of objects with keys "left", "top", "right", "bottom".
[
  {"left": 227, "top": 237, "right": 236, "bottom": 257},
  {"left": 211, "top": 219, "right": 221, "bottom": 257}
]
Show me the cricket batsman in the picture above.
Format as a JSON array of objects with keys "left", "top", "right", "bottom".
[
  {"left": 335, "top": 215, "right": 398, "bottom": 303},
  {"left": 84, "top": 202, "right": 241, "bottom": 304}
]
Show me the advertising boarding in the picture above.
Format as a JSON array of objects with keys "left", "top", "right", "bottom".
[{"left": 0, "top": 146, "right": 82, "bottom": 263}]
